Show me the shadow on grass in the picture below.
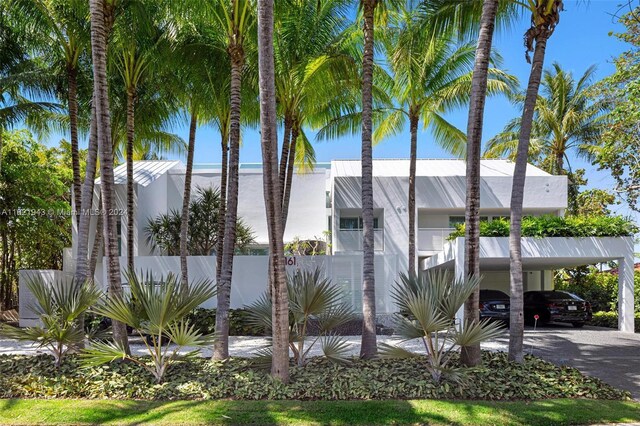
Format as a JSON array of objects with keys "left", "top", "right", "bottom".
[{"left": 1, "top": 398, "right": 640, "bottom": 425}]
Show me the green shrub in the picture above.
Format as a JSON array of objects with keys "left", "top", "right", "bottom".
[
  {"left": 448, "top": 215, "right": 638, "bottom": 239},
  {"left": 590, "top": 311, "right": 640, "bottom": 331},
  {"left": 0, "top": 352, "right": 629, "bottom": 400},
  {"left": 555, "top": 269, "right": 640, "bottom": 313},
  {"left": 185, "top": 308, "right": 266, "bottom": 336}
]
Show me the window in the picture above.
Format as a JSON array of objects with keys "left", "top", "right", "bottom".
[
  {"left": 339, "top": 217, "right": 380, "bottom": 230},
  {"left": 448, "top": 216, "right": 488, "bottom": 228}
]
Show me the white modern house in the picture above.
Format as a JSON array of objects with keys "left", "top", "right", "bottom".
[{"left": 20, "top": 158, "right": 635, "bottom": 332}]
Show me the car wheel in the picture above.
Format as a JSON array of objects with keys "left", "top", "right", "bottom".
[{"left": 572, "top": 322, "right": 585, "bottom": 328}]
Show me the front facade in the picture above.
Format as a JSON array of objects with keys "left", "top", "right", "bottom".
[{"left": 58, "top": 158, "right": 634, "bottom": 332}]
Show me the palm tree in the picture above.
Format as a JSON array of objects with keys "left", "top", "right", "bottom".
[
  {"left": 508, "top": 0, "right": 563, "bottom": 363},
  {"left": 9, "top": 0, "right": 92, "bottom": 224},
  {"left": 212, "top": 0, "right": 254, "bottom": 361},
  {"left": 88, "top": 0, "right": 129, "bottom": 353},
  {"left": 358, "top": 0, "right": 378, "bottom": 361},
  {"left": 257, "top": 0, "right": 289, "bottom": 383},
  {"left": 273, "top": 0, "right": 352, "bottom": 229},
  {"left": 484, "top": 63, "right": 602, "bottom": 175},
  {"left": 376, "top": 7, "right": 516, "bottom": 277},
  {"left": 462, "top": 0, "right": 499, "bottom": 368}
]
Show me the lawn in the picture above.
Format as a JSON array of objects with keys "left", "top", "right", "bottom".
[{"left": 0, "top": 398, "right": 639, "bottom": 425}]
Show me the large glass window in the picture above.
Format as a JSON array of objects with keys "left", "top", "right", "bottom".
[
  {"left": 448, "top": 216, "right": 488, "bottom": 228},
  {"left": 339, "top": 217, "right": 380, "bottom": 230}
]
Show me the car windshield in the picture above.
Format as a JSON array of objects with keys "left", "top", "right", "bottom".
[
  {"left": 541, "top": 291, "right": 583, "bottom": 301},
  {"left": 480, "top": 290, "right": 509, "bottom": 300}
]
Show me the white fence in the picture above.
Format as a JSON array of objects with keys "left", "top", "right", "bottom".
[
  {"left": 95, "top": 254, "right": 401, "bottom": 313},
  {"left": 19, "top": 270, "right": 74, "bottom": 326}
]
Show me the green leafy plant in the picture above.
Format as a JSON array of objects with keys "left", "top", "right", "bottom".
[
  {"left": 0, "top": 276, "right": 100, "bottom": 367},
  {"left": 81, "top": 271, "right": 216, "bottom": 383},
  {"left": 448, "top": 215, "right": 638, "bottom": 240},
  {"left": 246, "top": 268, "right": 355, "bottom": 366},
  {"left": 185, "top": 308, "right": 265, "bottom": 336},
  {"left": 379, "top": 271, "right": 504, "bottom": 383},
  {"left": 590, "top": 311, "right": 640, "bottom": 331}
]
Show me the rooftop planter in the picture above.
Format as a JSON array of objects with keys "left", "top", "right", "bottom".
[{"left": 448, "top": 215, "right": 638, "bottom": 240}]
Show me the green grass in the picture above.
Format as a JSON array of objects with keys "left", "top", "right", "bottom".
[{"left": 0, "top": 399, "right": 639, "bottom": 425}]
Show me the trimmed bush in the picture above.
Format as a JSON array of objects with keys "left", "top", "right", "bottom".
[
  {"left": 0, "top": 352, "right": 629, "bottom": 400},
  {"left": 448, "top": 215, "right": 638, "bottom": 240},
  {"left": 590, "top": 311, "right": 640, "bottom": 331}
]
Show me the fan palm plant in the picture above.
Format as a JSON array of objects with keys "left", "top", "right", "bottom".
[
  {"left": 0, "top": 276, "right": 101, "bottom": 367},
  {"left": 484, "top": 63, "right": 603, "bottom": 175},
  {"left": 246, "top": 268, "right": 355, "bottom": 367},
  {"left": 81, "top": 271, "right": 216, "bottom": 383},
  {"left": 379, "top": 271, "right": 503, "bottom": 383}
]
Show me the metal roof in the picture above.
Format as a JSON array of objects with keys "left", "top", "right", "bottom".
[
  {"left": 96, "top": 160, "right": 183, "bottom": 187},
  {"left": 331, "top": 159, "right": 551, "bottom": 178}
]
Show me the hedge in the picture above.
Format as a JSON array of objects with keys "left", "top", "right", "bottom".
[
  {"left": 448, "top": 215, "right": 638, "bottom": 240},
  {"left": 590, "top": 311, "right": 640, "bottom": 331}
]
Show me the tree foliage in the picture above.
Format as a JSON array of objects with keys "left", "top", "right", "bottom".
[{"left": 144, "top": 186, "right": 256, "bottom": 256}]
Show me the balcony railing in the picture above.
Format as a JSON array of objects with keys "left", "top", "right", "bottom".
[
  {"left": 336, "top": 229, "right": 385, "bottom": 252},
  {"left": 418, "top": 228, "right": 455, "bottom": 252}
]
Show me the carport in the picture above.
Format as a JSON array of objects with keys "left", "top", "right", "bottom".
[{"left": 421, "top": 236, "right": 636, "bottom": 332}]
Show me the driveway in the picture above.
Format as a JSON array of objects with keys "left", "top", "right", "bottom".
[{"left": 491, "top": 324, "right": 640, "bottom": 399}]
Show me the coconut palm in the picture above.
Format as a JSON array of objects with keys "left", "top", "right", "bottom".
[
  {"left": 8, "top": 0, "right": 92, "bottom": 221},
  {"left": 88, "top": 0, "right": 129, "bottom": 352},
  {"left": 484, "top": 63, "right": 603, "bottom": 175},
  {"left": 274, "top": 0, "right": 353, "bottom": 229},
  {"left": 207, "top": 0, "right": 255, "bottom": 361},
  {"left": 375, "top": 6, "right": 516, "bottom": 277},
  {"left": 508, "top": 0, "right": 563, "bottom": 363},
  {"left": 256, "top": 0, "right": 289, "bottom": 382}
]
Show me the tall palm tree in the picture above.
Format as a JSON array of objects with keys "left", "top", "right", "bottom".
[
  {"left": 462, "top": 0, "right": 499, "bottom": 368},
  {"left": 257, "top": 0, "right": 289, "bottom": 383},
  {"left": 484, "top": 63, "right": 602, "bottom": 175},
  {"left": 88, "top": 0, "right": 129, "bottom": 352},
  {"left": 273, "top": 0, "right": 352, "bottom": 229},
  {"left": 9, "top": 0, "right": 92, "bottom": 226},
  {"left": 212, "top": 0, "right": 254, "bottom": 360},
  {"left": 508, "top": 0, "right": 563, "bottom": 363},
  {"left": 376, "top": 7, "right": 515, "bottom": 276}
]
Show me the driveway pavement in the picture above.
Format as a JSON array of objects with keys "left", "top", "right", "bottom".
[
  {"left": 496, "top": 324, "right": 640, "bottom": 399},
  {"left": 2, "top": 324, "right": 638, "bottom": 398}
]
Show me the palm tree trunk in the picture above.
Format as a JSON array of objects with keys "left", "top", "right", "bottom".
[
  {"left": 509, "top": 30, "right": 550, "bottom": 363},
  {"left": 555, "top": 151, "right": 564, "bottom": 175},
  {"left": 461, "top": 0, "right": 499, "bottom": 368},
  {"left": 360, "top": 0, "right": 377, "bottom": 360},
  {"left": 257, "top": 0, "right": 289, "bottom": 382},
  {"left": 213, "top": 44, "right": 243, "bottom": 360},
  {"left": 279, "top": 115, "right": 292, "bottom": 197},
  {"left": 68, "top": 65, "right": 82, "bottom": 230},
  {"left": 75, "top": 100, "right": 98, "bottom": 284},
  {"left": 281, "top": 121, "right": 298, "bottom": 229},
  {"left": 125, "top": 89, "right": 135, "bottom": 273},
  {"left": 408, "top": 113, "right": 418, "bottom": 277},
  {"left": 215, "top": 129, "right": 228, "bottom": 284},
  {"left": 89, "top": 197, "right": 103, "bottom": 279},
  {"left": 180, "top": 110, "right": 197, "bottom": 290},
  {"left": 89, "top": 0, "right": 129, "bottom": 353}
]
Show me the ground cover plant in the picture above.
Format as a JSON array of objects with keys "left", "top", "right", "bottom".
[{"left": 0, "top": 352, "right": 628, "bottom": 401}]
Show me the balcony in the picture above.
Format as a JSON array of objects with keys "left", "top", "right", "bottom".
[
  {"left": 418, "top": 228, "right": 455, "bottom": 252},
  {"left": 335, "top": 229, "right": 385, "bottom": 252}
]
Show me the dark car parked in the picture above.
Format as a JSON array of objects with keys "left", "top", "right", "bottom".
[
  {"left": 523, "top": 290, "right": 592, "bottom": 328},
  {"left": 479, "top": 289, "right": 510, "bottom": 323}
]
